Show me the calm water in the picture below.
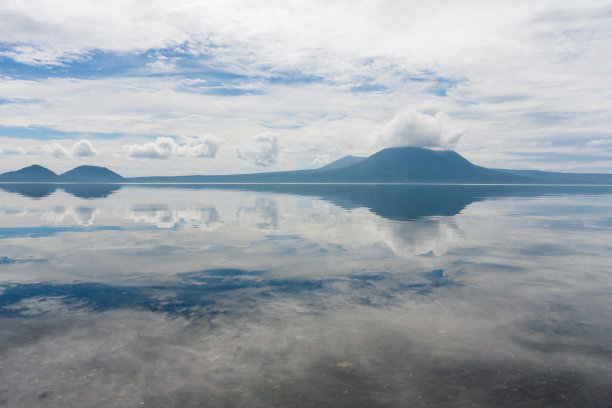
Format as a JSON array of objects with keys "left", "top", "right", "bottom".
[{"left": 1, "top": 183, "right": 611, "bottom": 407}]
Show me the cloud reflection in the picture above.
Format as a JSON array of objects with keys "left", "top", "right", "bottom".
[
  {"left": 1, "top": 185, "right": 612, "bottom": 406},
  {"left": 126, "top": 206, "right": 222, "bottom": 230}
]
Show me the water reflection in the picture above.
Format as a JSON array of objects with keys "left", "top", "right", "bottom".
[
  {"left": 3, "top": 182, "right": 612, "bottom": 219},
  {"left": 0, "top": 183, "right": 121, "bottom": 199},
  {"left": 0, "top": 183, "right": 58, "bottom": 198},
  {"left": 127, "top": 206, "right": 222, "bottom": 230},
  {"left": 0, "top": 184, "right": 611, "bottom": 407},
  {"left": 237, "top": 197, "right": 280, "bottom": 230}
]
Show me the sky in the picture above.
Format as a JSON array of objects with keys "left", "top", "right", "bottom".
[{"left": 1, "top": 0, "right": 611, "bottom": 176}]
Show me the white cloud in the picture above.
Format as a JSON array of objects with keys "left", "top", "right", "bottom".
[
  {"left": 39, "top": 139, "right": 99, "bottom": 158},
  {"left": 180, "top": 135, "right": 224, "bottom": 158},
  {"left": 43, "top": 142, "right": 69, "bottom": 158},
  {"left": 146, "top": 52, "right": 178, "bottom": 73},
  {"left": 125, "top": 134, "right": 223, "bottom": 159},
  {"left": 586, "top": 139, "right": 611, "bottom": 147},
  {"left": 72, "top": 139, "right": 98, "bottom": 157},
  {"left": 126, "top": 137, "right": 174, "bottom": 159},
  {"left": 0, "top": 147, "right": 27, "bottom": 155},
  {"left": 0, "top": 1, "right": 611, "bottom": 171},
  {"left": 379, "top": 109, "right": 462, "bottom": 149},
  {"left": 236, "top": 134, "right": 279, "bottom": 166},
  {"left": 0, "top": 45, "right": 85, "bottom": 66}
]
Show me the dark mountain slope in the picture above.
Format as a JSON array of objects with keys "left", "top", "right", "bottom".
[
  {"left": 59, "top": 166, "right": 124, "bottom": 182},
  {"left": 0, "top": 165, "right": 59, "bottom": 182},
  {"left": 309, "top": 147, "right": 528, "bottom": 183},
  {"left": 317, "top": 155, "right": 366, "bottom": 171}
]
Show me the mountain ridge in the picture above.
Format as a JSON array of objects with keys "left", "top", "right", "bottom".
[
  {"left": 312, "top": 147, "right": 523, "bottom": 183},
  {"left": 60, "top": 165, "right": 124, "bottom": 182},
  {"left": 125, "top": 147, "right": 532, "bottom": 183},
  {"left": 0, "top": 164, "right": 59, "bottom": 182},
  {"left": 2, "top": 147, "right": 612, "bottom": 184},
  {"left": 0, "top": 165, "right": 123, "bottom": 183},
  {"left": 316, "top": 155, "right": 366, "bottom": 171}
]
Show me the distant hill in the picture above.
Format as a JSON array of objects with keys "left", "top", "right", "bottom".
[
  {"left": 2, "top": 147, "right": 612, "bottom": 184},
  {"left": 495, "top": 169, "right": 612, "bottom": 185},
  {"left": 129, "top": 147, "right": 528, "bottom": 183},
  {"left": 313, "top": 147, "right": 525, "bottom": 183},
  {"left": 59, "top": 165, "right": 124, "bottom": 182},
  {"left": 0, "top": 165, "right": 58, "bottom": 182},
  {"left": 0, "top": 165, "right": 123, "bottom": 183}
]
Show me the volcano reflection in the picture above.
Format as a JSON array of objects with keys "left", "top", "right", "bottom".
[{"left": 1, "top": 185, "right": 611, "bottom": 407}]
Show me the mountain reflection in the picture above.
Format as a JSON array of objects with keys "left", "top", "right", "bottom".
[
  {"left": 1, "top": 184, "right": 612, "bottom": 407},
  {"left": 0, "top": 183, "right": 121, "bottom": 199},
  {"left": 3, "top": 182, "right": 612, "bottom": 220},
  {"left": 0, "top": 183, "right": 57, "bottom": 198},
  {"left": 61, "top": 184, "right": 122, "bottom": 198}
]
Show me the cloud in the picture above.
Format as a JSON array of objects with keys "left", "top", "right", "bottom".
[
  {"left": 586, "top": 139, "right": 612, "bottom": 147},
  {"left": 72, "top": 139, "right": 98, "bottom": 157},
  {"left": 236, "top": 134, "right": 279, "bottom": 166},
  {"left": 0, "top": 147, "right": 27, "bottom": 155},
  {"left": 125, "top": 134, "right": 223, "bottom": 159},
  {"left": 42, "top": 142, "right": 69, "bottom": 158},
  {"left": 40, "top": 139, "right": 99, "bottom": 158},
  {"left": 146, "top": 52, "right": 178, "bottom": 73},
  {"left": 0, "top": 45, "right": 85, "bottom": 66},
  {"left": 0, "top": 2, "right": 611, "bottom": 172},
  {"left": 379, "top": 109, "right": 462, "bottom": 149},
  {"left": 126, "top": 137, "right": 174, "bottom": 159}
]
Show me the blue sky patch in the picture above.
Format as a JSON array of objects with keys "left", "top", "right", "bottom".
[
  {"left": 0, "top": 125, "right": 125, "bottom": 140},
  {"left": 350, "top": 83, "right": 388, "bottom": 93}
]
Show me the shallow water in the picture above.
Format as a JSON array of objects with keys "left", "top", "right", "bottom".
[{"left": 1, "top": 184, "right": 611, "bottom": 407}]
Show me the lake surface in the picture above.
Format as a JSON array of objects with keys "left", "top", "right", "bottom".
[{"left": 1, "top": 183, "right": 611, "bottom": 407}]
